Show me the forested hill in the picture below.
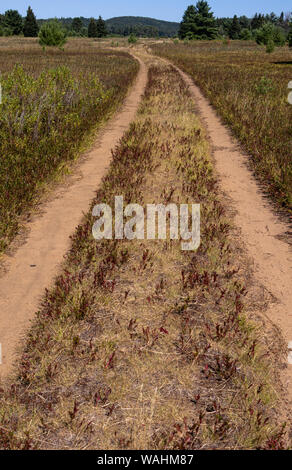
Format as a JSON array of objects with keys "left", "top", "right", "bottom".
[
  {"left": 37, "top": 16, "right": 179, "bottom": 37},
  {"left": 105, "top": 16, "right": 179, "bottom": 37}
]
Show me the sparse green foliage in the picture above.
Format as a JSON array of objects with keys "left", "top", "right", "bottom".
[
  {"left": 39, "top": 19, "right": 67, "bottom": 48},
  {"left": 254, "top": 76, "right": 274, "bottom": 94}
]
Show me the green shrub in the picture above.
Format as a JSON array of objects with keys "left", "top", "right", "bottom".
[
  {"left": 39, "top": 20, "right": 67, "bottom": 48},
  {"left": 239, "top": 28, "right": 252, "bottom": 40},
  {"left": 256, "top": 23, "right": 286, "bottom": 47},
  {"left": 0, "top": 26, "right": 13, "bottom": 37},
  {"left": 254, "top": 75, "right": 274, "bottom": 95},
  {"left": 128, "top": 33, "right": 137, "bottom": 44}
]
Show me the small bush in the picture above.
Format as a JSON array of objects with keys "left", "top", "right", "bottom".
[
  {"left": 256, "top": 23, "right": 286, "bottom": 47},
  {"left": 254, "top": 75, "right": 274, "bottom": 94},
  {"left": 39, "top": 20, "right": 67, "bottom": 49},
  {"left": 0, "top": 26, "right": 13, "bottom": 37},
  {"left": 240, "top": 28, "right": 252, "bottom": 40},
  {"left": 128, "top": 33, "right": 137, "bottom": 44}
]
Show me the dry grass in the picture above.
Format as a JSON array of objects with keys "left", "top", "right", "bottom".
[
  {"left": 0, "top": 61, "right": 286, "bottom": 450},
  {"left": 151, "top": 40, "right": 292, "bottom": 212}
]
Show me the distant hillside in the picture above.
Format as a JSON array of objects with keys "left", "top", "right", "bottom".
[
  {"left": 105, "top": 16, "right": 179, "bottom": 37},
  {"left": 37, "top": 16, "right": 179, "bottom": 38}
]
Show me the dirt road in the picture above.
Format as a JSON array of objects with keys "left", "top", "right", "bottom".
[
  {"left": 0, "top": 48, "right": 291, "bottom": 418},
  {"left": 0, "top": 55, "right": 148, "bottom": 377}
]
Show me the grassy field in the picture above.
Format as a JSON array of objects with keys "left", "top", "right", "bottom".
[
  {"left": 151, "top": 40, "right": 292, "bottom": 211},
  {"left": 0, "top": 37, "right": 139, "bottom": 252},
  {"left": 0, "top": 61, "right": 285, "bottom": 450}
]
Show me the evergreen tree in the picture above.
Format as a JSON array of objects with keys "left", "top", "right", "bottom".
[
  {"left": 239, "top": 16, "right": 249, "bottom": 30},
  {"left": 88, "top": 18, "right": 97, "bottom": 38},
  {"left": 4, "top": 9, "right": 23, "bottom": 35},
  {"left": 229, "top": 15, "right": 241, "bottom": 39},
  {"left": 72, "top": 17, "right": 83, "bottom": 34},
  {"left": 39, "top": 19, "right": 67, "bottom": 48},
  {"left": 251, "top": 13, "right": 265, "bottom": 30},
  {"left": 288, "top": 21, "right": 292, "bottom": 47},
  {"left": 179, "top": 2, "right": 217, "bottom": 40},
  {"left": 23, "top": 6, "right": 39, "bottom": 37},
  {"left": 239, "top": 28, "right": 252, "bottom": 40},
  {"left": 96, "top": 15, "right": 107, "bottom": 37},
  {"left": 179, "top": 5, "right": 196, "bottom": 39}
]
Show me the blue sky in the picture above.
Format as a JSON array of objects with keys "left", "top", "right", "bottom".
[{"left": 1, "top": 1, "right": 291, "bottom": 22}]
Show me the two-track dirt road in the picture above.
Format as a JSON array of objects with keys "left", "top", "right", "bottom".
[{"left": 0, "top": 49, "right": 291, "bottom": 421}]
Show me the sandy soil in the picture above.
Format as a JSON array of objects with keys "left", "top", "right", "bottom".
[
  {"left": 0, "top": 55, "right": 148, "bottom": 378},
  {"left": 173, "top": 64, "right": 292, "bottom": 412}
]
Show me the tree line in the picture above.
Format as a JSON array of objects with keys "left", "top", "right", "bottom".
[
  {"left": 0, "top": 3, "right": 291, "bottom": 48},
  {"left": 0, "top": 7, "right": 108, "bottom": 38},
  {"left": 179, "top": 2, "right": 292, "bottom": 48}
]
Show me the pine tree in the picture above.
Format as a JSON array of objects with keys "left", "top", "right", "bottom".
[
  {"left": 96, "top": 16, "right": 107, "bottom": 38},
  {"left": 179, "top": 2, "right": 217, "bottom": 40},
  {"left": 88, "top": 18, "right": 97, "bottom": 38},
  {"left": 39, "top": 19, "right": 67, "bottom": 48},
  {"left": 179, "top": 5, "right": 196, "bottom": 39},
  {"left": 229, "top": 15, "right": 241, "bottom": 39},
  {"left": 251, "top": 13, "right": 265, "bottom": 30},
  {"left": 288, "top": 21, "right": 292, "bottom": 48},
  {"left": 4, "top": 9, "right": 23, "bottom": 35},
  {"left": 72, "top": 17, "right": 83, "bottom": 34},
  {"left": 23, "top": 6, "right": 39, "bottom": 37}
]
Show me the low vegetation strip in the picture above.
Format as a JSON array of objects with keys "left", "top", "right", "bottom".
[
  {"left": 0, "top": 62, "right": 285, "bottom": 450},
  {"left": 151, "top": 41, "right": 292, "bottom": 211},
  {"left": 0, "top": 42, "right": 139, "bottom": 252}
]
